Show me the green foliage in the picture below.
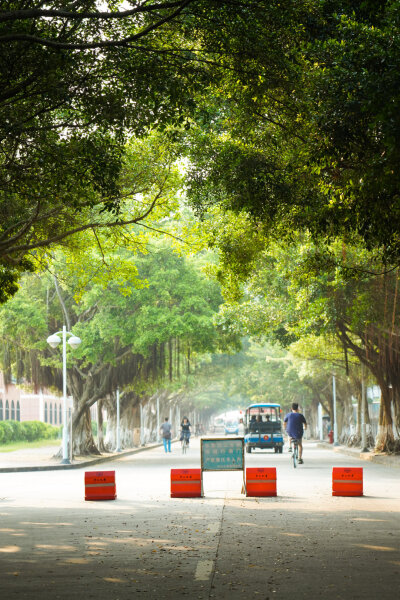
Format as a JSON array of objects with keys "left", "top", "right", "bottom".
[
  {"left": 227, "top": 341, "right": 311, "bottom": 413},
  {"left": 208, "top": 232, "right": 397, "bottom": 422},
  {"left": 0, "top": 420, "right": 59, "bottom": 445},
  {"left": 0, "top": 1, "right": 213, "bottom": 294},
  {"left": 182, "top": 339, "right": 311, "bottom": 415},
  {"left": 0, "top": 235, "right": 230, "bottom": 416},
  {"left": 185, "top": 1, "right": 400, "bottom": 263},
  {"left": 0, "top": 421, "right": 13, "bottom": 444},
  {"left": 91, "top": 421, "right": 107, "bottom": 438}
]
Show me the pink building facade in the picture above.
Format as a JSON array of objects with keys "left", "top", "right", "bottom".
[{"left": 0, "top": 371, "right": 63, "bottom": 425}]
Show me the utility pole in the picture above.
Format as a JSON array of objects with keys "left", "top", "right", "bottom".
[
  {"left": 140, "top": 403, "right": 144, "bottom": 446},
  {"left": 333, "top": 375, "right": 339, "bottom": 446},
  {"left": 156, "top": 397, "right": 160, "bottom": 442},
  {"left": 318, "top": 403, "right": 323, "bottom": 441},
  {"left": 361, "top": 364, "right": 369, "bottom": 452},
  {"left": 116, "top": 387, "right": 121, "bottom": 452}
]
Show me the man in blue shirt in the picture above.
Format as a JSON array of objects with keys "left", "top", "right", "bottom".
[{"left": 284, "top": 403, "right": 307, "bottom": 464}]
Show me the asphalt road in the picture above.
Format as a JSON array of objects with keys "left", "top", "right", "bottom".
[{"left": 0, "top": 440, "right": 399, "bottom": 599}]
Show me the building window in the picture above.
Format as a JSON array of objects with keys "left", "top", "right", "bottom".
[
  {"left": 59, "top": 404, "right": 62, "bottom": 424},
  {"left": 44, "top": 402, "right": 48, "bottom": 422},
  {"left": 16, "top": 401, "right": 20, "bottom": 422},
  {"left": 54, "top": 405, "right": 57, "bottom": 425},
  {"left": 49, "top": 403, "right": 53, "bottom": 424},
  {"left": 5, "top": 400, "right": 9, "bottom": 420},
  {"left": 11, "top": 400, "right": 15, "bottom": 420},
  {"left": 0, "top": 399, "right": 3, "bottom": 420}
]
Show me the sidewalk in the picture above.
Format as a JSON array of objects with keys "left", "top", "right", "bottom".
[
  {"left": 317, "top": 441, "right": 400, "bottom": 468},
  {"left": 0, "top": 441, "right": 165, "bottom": 473}
]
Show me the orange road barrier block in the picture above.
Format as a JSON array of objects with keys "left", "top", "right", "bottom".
[
  {"left": 246, "top": 467, "right": 277, "bottom": 497},
  {"left": 332, "top": 467, "right": 363, "bottom": 496},
  {"left": 85, "top": 471, "right": 116, "bottom": 501},
  {"left": 170, "top": 469, "right": 202, "bottom": 498}
]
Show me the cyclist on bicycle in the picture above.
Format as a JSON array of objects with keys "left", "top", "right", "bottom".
[
  {"left": 180, "top": 417, "right": 191, "bottom": 446},
  {"left": 284, "top": 403, "right": 307, "bottom": 464}
]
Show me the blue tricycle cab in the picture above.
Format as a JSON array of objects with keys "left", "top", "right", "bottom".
[{"left": 244, "top": 403, "right": 284, "bottom": 453}]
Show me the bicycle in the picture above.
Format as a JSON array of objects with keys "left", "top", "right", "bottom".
[
  {"left": 291, "top": 437, "right": 299, "bottom": 468},
  {"left": 181, "top": 431, "right": 190, "bottom": 454}
]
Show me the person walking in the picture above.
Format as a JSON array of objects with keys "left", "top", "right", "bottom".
[
  {"left": 160, "top": 417, "right": 172, "bottom": 453},
  {"left": 284, "top": 403, "right": 307, "bottom": 464}
]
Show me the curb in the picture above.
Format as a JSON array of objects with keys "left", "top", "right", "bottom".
[
  {"left": 0, "top": 442, "right": 166, "bottom": 474},
  {"left": 317, "top": 442, "right": 400, "bottom": 468}
]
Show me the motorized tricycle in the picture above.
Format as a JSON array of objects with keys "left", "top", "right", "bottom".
[{"left": 244, "top": 403, "right": 284, "bottom": 453}]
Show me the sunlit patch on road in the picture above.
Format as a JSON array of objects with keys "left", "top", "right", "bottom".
[
  {"left": 35, "top": 544, "right": 76, "bottom": 551},
  {"left": 194, "top": 559, "right": 213, "bottom": 581},
  {"left": 353, "top": 517, "right": 388, "bottom": 522},
  {"left": 353, "top": 544, "right": 397, "bottom": 552},
  {"left": 63, "top": 557, "right": 90, "bottom": 564},
  {"left": 0, "top": 545, "right": 20, "bottom": 553}
]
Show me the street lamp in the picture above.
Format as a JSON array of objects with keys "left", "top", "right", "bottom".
[{"left": 47, "top": 325, "right": 81, "bottom": 464}]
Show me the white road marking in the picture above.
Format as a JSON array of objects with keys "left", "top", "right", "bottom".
[{"left": 195, "top": 560, "right": 214, "bottom": 581}]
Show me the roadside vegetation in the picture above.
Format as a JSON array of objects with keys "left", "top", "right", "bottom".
[{"left": 0, "top": 420, "right": 60, "bottom": 447}]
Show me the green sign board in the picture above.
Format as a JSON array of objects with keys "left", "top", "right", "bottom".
[{"left": 201, "top": 438, "right": 245, "bottom": 471}]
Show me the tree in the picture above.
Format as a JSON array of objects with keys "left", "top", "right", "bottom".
[
  {"left": 185, "top": 2, "right": 400, "bottom": 263},
  {"left": 0, "top": 239, "right": 224, "bottom": 454},
  {"left": 213, "top": 230, "right": 400, "bottom": 451},
  {"left": 0, "top": 0, "right": 213, "bottom": 298}
]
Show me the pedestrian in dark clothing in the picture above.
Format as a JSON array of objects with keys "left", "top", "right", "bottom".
[
  {"left": 160, "top": 417, "right": 172, "bottom": 453},
  {"left": 180, "top": 417, "right": 191, "bottom": 445}
]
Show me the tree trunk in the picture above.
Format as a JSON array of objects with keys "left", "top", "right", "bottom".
[
  {"left": 97, "top": 401, "right": 107, "bottom": 453},
  {"left": 72, "top": 406, "right": 100, "bottom": 455},
  {"left": 375, "top": 383, "right": 396, "bottom": 452},
  {"left": 356, "top": 392, "right": 361, "bottom": 439}
]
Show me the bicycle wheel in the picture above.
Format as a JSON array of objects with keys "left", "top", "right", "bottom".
[
  {"left": 182, "top": 439, "right": 186, "bottom": 454},
  {"left": 292, "top": 443, "right": 298, "bottom": 468}
]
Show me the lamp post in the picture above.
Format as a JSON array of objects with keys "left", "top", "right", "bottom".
[{"left": 47, "top": 325, "right": 81, "bottom": 464}]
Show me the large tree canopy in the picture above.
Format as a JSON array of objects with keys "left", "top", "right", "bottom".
[
  {"left": 186, "top": 1, "right": 400, "bottom": 263},
  {"left": 213, "top": 225, "right": 400, "bottom": 451},
  {"left": 0, "top": 237, "right": 226, "bottom": 453},
  {"left": 4, "top": 2, "right": 400, "bottom": 300},
  {"left": 0, "top": 0, "right": 212, "bottom": 299}
]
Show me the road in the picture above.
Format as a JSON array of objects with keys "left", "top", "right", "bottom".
[{"left": 0, "top": 440, "right": 399, "bottom": 599}]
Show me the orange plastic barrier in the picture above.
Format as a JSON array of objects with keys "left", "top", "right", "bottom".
[
  {"left": 246, "top": 467, "right": 277, "bottom": 497},
  {"left": 85, "top": 471, "right": 116, "bottom": 501},
  {"left": 332, "top": 467, "right": 363, "bottom": 496},
  {"left": 170, "top": 469, "right": 202, "bottom": 498}
]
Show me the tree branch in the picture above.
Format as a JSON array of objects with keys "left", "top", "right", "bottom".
[
  {"left": 0, "top": 0, "right": 194, "bottom": 49},
  {"left": 0, "top": 2, "right": 190, "bottom": 23}
]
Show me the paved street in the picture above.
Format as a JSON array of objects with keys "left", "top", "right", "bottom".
[{"left": 0, "top": 440, "right": 399, "bottom": 599}]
